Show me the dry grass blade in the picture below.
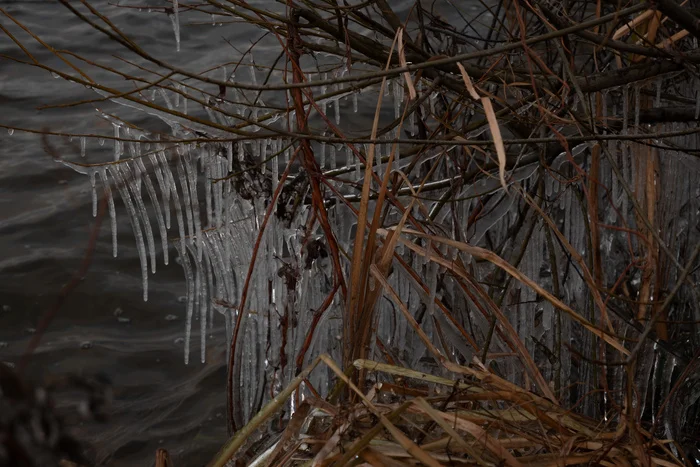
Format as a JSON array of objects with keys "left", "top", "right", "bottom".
[
  {"left": 417, "top": 400, "right": 530, "bottom": 467},
  {"left": 457, "top": 63, "right": 507, "bottom": 191},
  {"left": 312, "top": 421, "right": 350, "bottom": 466},
  {"left": 318, "top": 355, "right": 442, "bottom": 467},
  {"left": 334, "top": 401, "right": 413, "bottom": 466},
  {"left": 354, "top": 359, "right": 480, "bottom": 393},
  {"left": 358, "top": 447, "right": 407, "bottom": 467},
  {"left": 398, "top": 28, "right": 417, "bottom": 100},
  {"left": 411, "top": 398, "right": 491, "bottom": 465}
]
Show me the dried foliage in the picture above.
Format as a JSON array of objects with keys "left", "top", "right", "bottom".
[
  {"left": 209, "top": 356, "right": 685, "bottom": 466},
  {"left": 2, "top": 0, "right": 700, "bottom": 465}
]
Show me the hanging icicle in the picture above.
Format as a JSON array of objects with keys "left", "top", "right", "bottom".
[{"left": 170, "top": 0, "right": 180, "bottom": 52}]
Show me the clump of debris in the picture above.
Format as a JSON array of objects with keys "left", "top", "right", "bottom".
[{"left": 0, "top": 363, "right": 111, "bottom": 467}]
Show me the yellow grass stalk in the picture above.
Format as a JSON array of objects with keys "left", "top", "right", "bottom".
[{"left": 353, "top": 359, "right": 480, "bottom": 393}]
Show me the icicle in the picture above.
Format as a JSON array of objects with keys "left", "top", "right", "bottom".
[
  {"left": 662, "top": 356, "right": 678, "bottom": 440},
  {"left": 89, "top": 170, "right": 97, "bottom": 217},
  {"left": 261, "top": 138, "right": 269, "bottom": 175},
  {"left": 136, "top": 158, "right": 170, "bottom": 266},
  {"left": 177, "top": 243, "right": 194, "bottom": 364},
  {"left": 353, "top": 91, "right": 358, "bottom": 113},
  {"left": 164, "top": 153, "right": 187, "bottom": 260},
  {"left": 334, "top": 94, "right": 340, "bottom": 125},
  {"left": 249, "top": 53, "right": 257, "bottom": 86},
  {"left": 633, "top": 85, "right": 640, "bottom": 134},
  {"left": 197, "top": 259, "right": 207, "bottom": 363},
  {"left": 320, "top": 140, "right": 326, "bottom": 168},
  {"left": 80, "top": 137, "right": 86, "bottom": 158},
  {"left": 429, "top": 92, "right": 437, "bottom": 116},
  {"left": 170, "top": 0, "right": 180, "bottom": 52},
  {"left": 159, "top": 89, "right": 174, "bottom": 110},
  {"left": 330, "top": 144, "right": 336, "bottom": 169},
  {"left": 237, "top": 141, "right": 245, "bottom": 161},
  {"left": 110, "top": 165, "right": 149, "bottom": 301},
  {"left": 393, "top": 79, "right": 401, "bottom": 118},
  {"left": 204, "top": 104, "right": 218, "bottom": 126},
  {"left": 98, "top": 169, "right": 118, "bottom": 257},
  {"left": 176, "top": 154, "right": 196, "bottom": 242},
  {"left": 204, "top": 156, "right": 213, "bottom": 227},
  {"left": 203, "top": 247, "right": 214, "bottom": 331},
  {"left": 226, "top": 142, "right": 233, "bottom": 172},
  {"left": 173, "top": 84, "right": 180, "bottom": 108},
  {"left": 113, "top": 124, "right": 121, "bottom": 161},
  {"left": 183, "top": 153, "right": 203, "bottom": 261},
  {"left": 213, "top": 159, "right": 224, "bottom": 228},
  {"left": 695, "top": 79, "right": 700, "bottom": 120},
  {"left": 622, "top": 85, "right": 629, "bottom": 134},
  {"left": 271, "top": 145, "right": 279, "bottom": 193},
  {"left": 151, "top": 151, "right": 171, "bottom": 230},
  {"left": 126, "top": 161, "right": 157, "bottom": 275}
]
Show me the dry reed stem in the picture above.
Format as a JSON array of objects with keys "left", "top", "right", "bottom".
[
  {"left": 456, "top": 63, "right": 508, "bottom": 191},
  {"left": 346, "top": 29, "right": 400, "bottom": 369}
]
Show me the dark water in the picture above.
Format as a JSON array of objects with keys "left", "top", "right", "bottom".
[{"left": 0, "top": 2, "right": 256, "bottom": 464}]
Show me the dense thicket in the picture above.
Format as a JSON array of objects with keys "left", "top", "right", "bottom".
[{"left": 2, "top": 0, "right": 700, "bottom": 464}]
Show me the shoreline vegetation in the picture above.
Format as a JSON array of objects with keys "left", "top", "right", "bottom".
[{"left": 2, "top": 0, "right": 700, "bottom": 465}]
